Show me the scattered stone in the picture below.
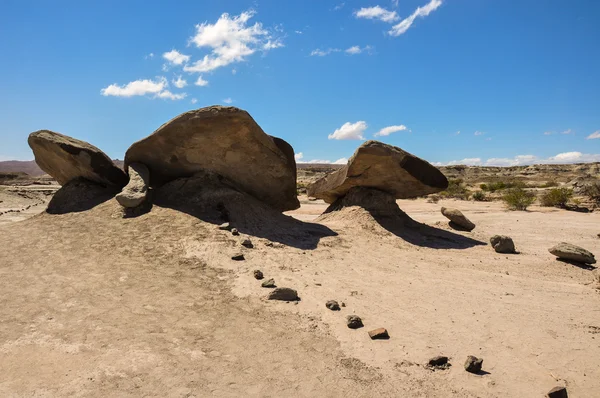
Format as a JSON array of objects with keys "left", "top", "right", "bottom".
[
  {"left": 490, "top": 235, "right": 516, "bottom": 253},
  {"left": 231, "top": 228, "right": 239, "bottom": 236},
  {"left": 241, "top": 238, "right": 254, "bottom": 248},
  {"left": 307, "top": 140, "right": 448, "bottom": 203},
  {"left": 464, "top": 355, "right": 483, "bottom": 374},
  {"left": 547, "top": 386, "right": 568, "bottom": 398},
  {"left": 325, "top": 300, "right": 340, "bottom": 311},
  {"left": 124, "top": 106, "right": 300, "bottom": 211},
  {"left": 231, "top": 253, "right": 245, "bottom": 261},
  {"left": 267, "top": 287, "right": 299, "bottom": 301},
  {"left": 116, "top": 162, "right": 150, "bottom": 208},
  {"left": 261, "top": 278, "right": 276, "bottom": 288},
  {"left": 368, "top": 328, "right": 389, "bottom": 340},
  {"left": 28, "top": 130, "right": 128, "bottom": 187},
  {"left": 548, "top": 242, "right": 596, "bottom": 264},
  {"left": 427, "top": 356, "right": 450, "bottom": 369},
  {"left": 346, "top": 315, "right": 364, "bottom": 329},
  {"left": 341, "top": 302, "right": 346, "bottom": 307},
  {"left": 441, "top": 207, "right": 476, "bottom": 231},
  {"left": 253, "top": 270, "right": 264, "bottom": 280},
  {"left": 218, "top": 222, "right": 231, "bottom": 231}
]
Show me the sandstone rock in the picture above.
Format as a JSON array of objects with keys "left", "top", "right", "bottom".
[
  {"left": 307, "top": 141, "right": 448, "bottom": 203},
  {"left": 326, "top": 300, "right": 340, "bottom": 311},
  {"left": 124, "top": 106, "right": 299, "bottom": 211},
  {"left": 46, "top": 178, "right": 119, "bottom": 214},
  {"left": 267, "top": 287, "right": 298, "bottom": 301},
  {"left": 261, "top": 278, "right": 276, "bottom": 288},
  {"left": 116, "top": 162, "right": 149, "bottom": 208},
  {"left": 547, "top": 386, "right": 568, "bottom": 398},
  {"left": 218, "top": 222, "right": 231, "bottom": 231},
  {"left": 28, "top": 130, "right": 127, "bottom": 187},
  {"left": 368, "top": 328, "right": 389, "bottom": 339},
  {"left": 441, "top": 207, "right": 476, "bottom": 231},
  {"left": 346, "top": 315, "right": 363, "bottom": 329},
  {"left": 490, "top": 235, "right": 516, "bottom": 253},
  {"left": 464, "top": 356, "right": 483, "bottom": 373},
  {"left": 548, "top": 242, "right": 596, "bottom": 264},
  {"left": 231, "top": 253, "right": 245, "bottom": 261},
  {"left": 253, "top": 270, "right": 264, "bottom": 280},
  {"left": 241, "top": 238, "right": 254, "bottom": 248}
]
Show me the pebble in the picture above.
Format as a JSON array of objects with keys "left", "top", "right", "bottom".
[
  {"left": 346, "top": 315, "right": 363, "bottom": 329},
  {"left": 261, "top": 278, "right": 276, "bottom": 288},
  {"left": 464, "top": 355, "right": 483, "bottom": 374},
  {"left": 253, "top": 270, "right": 264, "bottom": 280},
  {"left": 325, "top": 300, "right": 340, "bottom": 311},
  {"left": 231, "top": 253, "right": 245, "bottom": 261},
  {"left": 368, "top": 328, "right": 389, "bottom": 340}
]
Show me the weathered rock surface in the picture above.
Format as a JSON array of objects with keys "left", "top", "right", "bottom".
[
  {"left": 490, "top": 235, "right": 516, "bottom": 253},
  {"left": 548, "top": 242, "right": 596, "bottom": 264},
  {"left": 326, "top": 300, "right": 341, "bottom": 311},
  {"left": 46, "top": 178, "right": 119, "bottom": 214},
  {"left": 261, "top": 278, "right": 276, "bottom": 288},
  {"left": 267, "top": 287, "right": 299, "bottom": 301},
  {"left": 307, "top": 141, "right": 447, "bottom": 203},
  {"left": 368, "top": 328, "right": 389, "bottom": 340},
  {"left": 124, "top": 106, "right": 299, "bottom": 211},
  {"left": 441, "top": 207, "right": 476, "bottom": 231},
  {"left": 116, "top": 162, "right": 149, "bottom": 208},
  {"left": 346, "top": 315, "right": 364, "bottom": 329},
  {"left": 547, "top": 386, "right": 568, "bottom": 398},
  {"left": 28, "top": 130, "right": 128, "bottom": 187},
  {"left": 464, "top": 356, "right": 483, "bottom": 374}
]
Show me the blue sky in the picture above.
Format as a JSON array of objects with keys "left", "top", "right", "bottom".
[{"left": 1, "top": 0, "right": 599, "bottom": 166}]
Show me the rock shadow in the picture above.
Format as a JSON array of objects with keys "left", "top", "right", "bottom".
[
  {"left": 46, "top": 178, "right": 118, "bottom": 215},
  {"left": 153, "top": 172, "right": 337, "bottom": 250},
  {"left": 556, "top": 258, "right": 597, "bottom": 271}
]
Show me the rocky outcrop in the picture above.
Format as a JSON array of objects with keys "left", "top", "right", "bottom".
[
  {"left": 307, "top": 141, "right": 448, "bottom": 203},
  {"left": 548, "top": 242, "right": 596, "bottom": 264},
  {"left": 124, "top": 106, "right": 299, "bottom": 212},
  {"left": 116, "top": 162, "right": 149, "bottom": 208},
  {"left": 441, "top": 207, "right": 476, "bottom": 231},
  {"left": 28, "top": 130, "right": 128, "bottom": 187}
]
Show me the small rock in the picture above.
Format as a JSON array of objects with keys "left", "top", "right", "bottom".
[
  {"left": 346, "top": 315, "right": 363, "bottom": 329},
  {"left": 325, "top": 300, "right": 340, "bottom": 311},
  {"left": 428, "top": 356, "right": 449, "bottom": 368},
  {"left": 548, "top": 242, "right": 596, "bottom": 264},
  {"left": 464, "top": 355, "right": 483, "bottom": 374},
  {"left": 267, "top": 287, "right": 299, "bottom": 301},
  {"left": 231, "top": 253, "right": 245, "bottom": 261},
  {"left": 231, "top": 228, "right": 239, "bottom": 236},
  {"left": 219, "top": 222, "right": 231, "bottom": 231},
  {"left": 261, "top": 278, "right": 276, "bottom": 288},
  {"left": 253, "top": 270, "right": 264, "bottom": 280},
  {"left": 547, "top": 386, "right": 568, "bottom": 398},
  {"left": 341, "top": 302, "right": 346, "bottom": 307},
  {"left": 441, "top": 207, "right": 475, "bottom": 231},
  {"left": 490, "top": 235, "right": 516, "bottom": 253},
  {"left": 368, "top": 328, "right": 389, "bottom": 340},
  {"left": 241, "top": 238, "right": 253, "bottom": 248}
]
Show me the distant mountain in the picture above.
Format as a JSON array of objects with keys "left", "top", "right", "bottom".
[{"left": 0, "top": 160, "right": 44, "bottom": 176}]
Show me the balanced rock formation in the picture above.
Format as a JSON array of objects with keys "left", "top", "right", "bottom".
[
  {"left": 441, "top": 207, "right": 476, "bottom": 231},
  {"left": 490, "top": 235, "right": 516, "bottom": 253},
  {"left": 116, "top": 162, "right": 149, "bottom": 208},
  {"left": 307, "top": 141, "right": 448, "bottom": 203},
  {"left": 125, "top": 106, "right": 299, "bottom": 211},
  {"left": 28, "top": 130, "right": 128, "bottom": 187},
  {"left": 548, "top": 242, "right": 596, "bottom": 264}
]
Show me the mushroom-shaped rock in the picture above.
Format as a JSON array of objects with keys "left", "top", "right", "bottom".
[
  {"left": 28, "top": 130, "right": 128, "bottom": 187},
  {"left": 116, "top": 162, "right": 150, "bottom": 208},
  {"left": 548, "top": 242, "right": 596, "bottom": 264},
  {"left": 306, "top": 141, "right": 448, "bottom": 203},
  {"left": 441, "top": 207, "right": 476, "bottom": 231},
  {"left": 124, "top": 106, "right": 299, "bottom": 212}
]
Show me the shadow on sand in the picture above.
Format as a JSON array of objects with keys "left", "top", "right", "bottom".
[
  {"left": 556, "top": 258, "right": 597, "bottom": 271},
  {"left": 46, "top": 178, "right": 118, "bottom": 215}
]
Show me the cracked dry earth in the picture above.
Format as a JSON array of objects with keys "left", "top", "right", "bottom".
[{"left": 1, "top": 196, "right": 599, "bottom": 397}]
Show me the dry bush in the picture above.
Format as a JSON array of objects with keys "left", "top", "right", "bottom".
[
  {"left": 540, "top": 187, "right": 573, "bottom": 208},
  {"left": 502, "top": 187, "right": 536, "bottom": 210}
]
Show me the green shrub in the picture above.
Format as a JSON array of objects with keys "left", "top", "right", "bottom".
[
  {"left": 479, "top": 183, "right": 488, "bottom": 191},
  {"left": 583, "top": 182, "right": 600, "bottom": 205},
  {"left": 472, "top": 191, "right": 486, "bottom": 201},
  {"left": 481, "top": 180, "right": 526, "bottom": 193},
  {"left": 440, "top": 179, "right": 471, "bottom": 200},
  {"left": 502, "top": 187, "right": 536, "bottom": 210},
  {"left": 540, "top": 187, "right": 573, "bottom": 208}
]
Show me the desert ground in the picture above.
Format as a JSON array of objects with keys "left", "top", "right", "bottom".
[{"left": 0, "top": 185, "right": 598, "bottom": 397}]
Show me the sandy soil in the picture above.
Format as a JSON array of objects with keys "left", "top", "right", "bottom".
[{"left": 1, "top": 194, "right": 599, "bottom": 397}]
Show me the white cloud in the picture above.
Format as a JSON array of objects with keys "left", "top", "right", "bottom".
[
  {"left": 184, "top": 10, "right": 282, "bottom": 74},
  {"left": 435, "top": 152, "right": 600, "bottom": 167},
  {"left": 333, "top": 157, "right": 348, "bottom": 164},
  {"left": 586, "top": 130, "right": 600, "bottom": 140},
  {"left": 543, "top": 131, "right": 553, "bottom": 135},
  {"left": 101, "top": 77, "right": 167, "bottom": 97},
  {"left": 310, "top": 48, "right": 341, "bottom": 56},
  {"left": 156, "top": 90, "right": 186, "bottom": 100},
  {"left": 560, "top": 128, "right": 574, "bottom": 135},
  {"left": 389, "top": 0, "right": 443, "bottom": 36},
  {"left": 333, "top": 3, "right": 345, "bottom": 11},
  {"left": 345, "top": 45, "right": 373, "bottom": 55},
  {"left": 374, "top": 124, "right": 408, "bottom": 137},
  {"left": 232, "top": 68, "right": 237, "bottom": 75},
  {"left": 328, "top": 121, "right": 367, "bottom": 140},
  {"left": 474, "top": 131, "right": 485, "bottom": 136},
  {"left": 194, "top": 76, "right": 209, "bottom": 86},
  {"left": 295, "top": 30, "right": 303, "bottom": 34},
  {"left": 294, "top": 152, "right": 304, "bottom": 161},
  {"left": 191, "top": 98, "right": 198, "bottom": 104},
  {"left": 355, "top": 6, "right": 399, "bottom": 23},
  {"left": 163, "top": 49, "right": 190, "bottom": 65},
  {"left": 548, "top": 152, "right": 582, "bottom": 162},
  {"left": 145, "top": 53, "right": 154, "bottom": 59},
  {"left": 173, "top": 76, "right": 187, "bottom": 88},
  {"left": 455, "top": 131, "right": 460, "bottom": 135},
  {"left": 223, "top": 97, "right": 233, "bottom": 104}
]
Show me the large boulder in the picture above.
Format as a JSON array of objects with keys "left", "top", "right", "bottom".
[
  {"left": 441, "top": 207, "right": 476, "bottom": 231},
  {"left": 116, "top": 162, "right": 150, "bottom": 208},
  {"left": 124, "top": 106, "right": 299, "bottom": 212},
  {"left": 306, "top": 141, "right": 448, "bottom": 203},
  {"left": 548, "top": 242, "right": 596, "bottom": 264},
  {"left": 28, "top": 130, "right": 128, "bottom": 187}
]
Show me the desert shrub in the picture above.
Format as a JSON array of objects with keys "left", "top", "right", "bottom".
[
  {"left": 440, "top": 179, "right": 471, "bottom": 200},
  {"left": 479, "top": 183, "right": 488, "bottom": 191},
  {"left": 540, "top": 180, "right": 558, "bottom": 188},
  {"left": 583, "top": 182, "right": 600, "bottom": 205},
  {"left": 472, "top": 191, "right": 486, "bottom": 201},
  {"left": 481, "top": 180, "right": 526, "bottom": 193},
  {"left": 427, "top": 194, "right": 440, "bottom": 204},
  {"left": 502, "top": 187, "right": 536, "bottom": 210},
  {"left": 540, "top": 187, "right": 573, "bottom": 208}
]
